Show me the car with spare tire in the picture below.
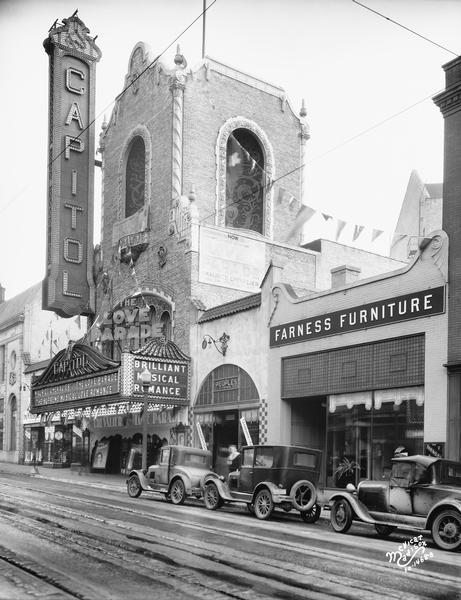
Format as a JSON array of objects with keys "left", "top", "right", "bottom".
[{"left": 203, "top": 444, "right": 322, "bottom": 521}]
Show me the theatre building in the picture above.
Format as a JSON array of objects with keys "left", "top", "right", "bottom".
[
  {"left": 264, "top": 232, "right": 448, "bottom": 487},
  {"left": 29, "top": 339, "right": 190, "bottom": 471}
]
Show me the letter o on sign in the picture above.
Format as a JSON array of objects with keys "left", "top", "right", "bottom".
[{"left": 113, "top": 309, "right": 125, "bottom": 324}]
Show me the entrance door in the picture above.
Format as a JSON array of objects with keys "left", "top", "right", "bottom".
[{"left": 213, "top": 410, "right": 239, "bottom": 476}]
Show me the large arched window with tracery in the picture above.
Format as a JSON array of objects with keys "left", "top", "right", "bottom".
[
  {"left": 226, "top": 129, "right": 265, "bottom": 234},
  {"left": 125, "top": 136, "right": 146, "bottom": 218},
  {"left": 9, "top": 395, "right": 17, "bottom": 452}
]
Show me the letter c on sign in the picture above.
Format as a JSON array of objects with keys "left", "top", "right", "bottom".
[{"left": 66, "top": 68, "right": 85, "bottom": 95}]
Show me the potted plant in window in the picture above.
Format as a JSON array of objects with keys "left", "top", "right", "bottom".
[{"left": 334, "top": 457, "right": 360, "bottom": 488}]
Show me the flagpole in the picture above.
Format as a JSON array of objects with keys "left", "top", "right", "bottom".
[{"left": 202, "top": 0, "right": 207, "bottom": 59}]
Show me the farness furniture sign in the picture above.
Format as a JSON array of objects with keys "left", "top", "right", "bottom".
[
  {"left": 270, "top": 287, "right": 445, "bottom": 347},
  {"left": 42, "top": 15, "right": 101, "bottom": 317}
]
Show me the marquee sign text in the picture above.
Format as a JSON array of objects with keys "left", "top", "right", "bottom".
[
  {"left": 270, "top": 287, "right": 445, "bottom": 347},
  {"left": 42, "top": 15, "right": 101, "bottom": 317},
  {"left": 133, "top": 359, "right": 189, "bottom": 404}
]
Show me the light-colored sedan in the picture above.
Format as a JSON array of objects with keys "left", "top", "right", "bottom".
[{"left": 127, "top": 445, "right": 213, "bottom": 505}]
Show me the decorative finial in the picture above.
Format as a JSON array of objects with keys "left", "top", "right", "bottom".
[
  {"left": 101, "top": 114, "right": 108, "bottom": 130},
  {"left": 174, "top": 45, "right": 187, "bottom": 69},
  {"left": 188, "top": 184, "right": 196, "bottom": 203},
  {"left": 300, "top": 99, "right": 307, "bottom": 118}
]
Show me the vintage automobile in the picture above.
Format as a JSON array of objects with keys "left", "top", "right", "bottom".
[
  {"left": 329, "top": 455, "right": 461, "bottom": 551},
  {"left": 126, "top": 445, "right": 213, "bottom": 504},
  {"left": 203, "top": 444, "right": 322, "bottom": 521}
]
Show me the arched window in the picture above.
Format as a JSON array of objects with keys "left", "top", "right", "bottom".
[
  {"left": 226, "top": 129, "right": 265, "bottom": 234},
  {"left": 125, "top": 136, "right": 146, "bottom": 218},
  {"left": 9, "top": 395, "right": 17, "bottom": 452},
  {"left": 160, "top": 311, "right": 172, "bottom": 340}
]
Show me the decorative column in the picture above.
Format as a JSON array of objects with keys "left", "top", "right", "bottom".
[
  {"left": 298, "top": 99, "right": 310, "bottom": 206},
  {"left": 433, "top": 56, "right": 461, "bottom": 461},
  {"left": 169, "top": 46, "right": 187, "bottom": 208}
]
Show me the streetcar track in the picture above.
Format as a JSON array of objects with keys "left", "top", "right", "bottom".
[
  {"left": 0, "top": 546, "right": 86, "bottom": 599},
  {"left": 1, "top": 481, "right": 460, "bottom": 600},
  {"left": 0, "top": 496, "right": 455, "bottom": 600}
]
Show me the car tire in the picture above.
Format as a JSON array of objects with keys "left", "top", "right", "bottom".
[
  {"left": 431, "top": 509, "right": 461, "bottom": 551},
  {"left": 254, "top": 488, "right": 274, "bottom": 520},
  {"left": 330, "top": 498, "right": 353, "bottom": 533},
  {"left": 374, "top": 524, "right": 396, "bottom": 538},
  {"left": 127, "top": 475, "right": 142, "bottom": 498},
  {"left": 300, "top": 503, "right": 321, "bottom": 524},
  {"left": 291, "top": 480, "right": 317, "bottom": 512},
  {"left": 203, "top": 482, "right": 223, "bottom": 510},
  {"left": 169, "top": 478, "right": 186, "bottom": 505}
]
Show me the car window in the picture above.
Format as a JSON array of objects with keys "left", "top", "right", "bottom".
[
  {"left": 160, "top": 448, "right": 170, "bottom": 464},
  {"left": 413, "top": 463, "right": 430, "bottom": 484},
  {"left": 391, "top": 462, "right": 412, "bottom": 487},
  {"left": 242, "top": 448, "right": 254, "bottom": 467},
  {"left": 293, "top": 452, "right": 316, "bottom": 468},
  {"left": 442, "top": 462, "right": 461, "bottom": 485},
  {"left": 255, "top": 447, "right": 274, "bottom": 468},
  {"left": 184, "top": 453, "right": 207, "bottom": 466}
]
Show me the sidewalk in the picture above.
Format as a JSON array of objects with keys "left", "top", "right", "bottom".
[{"left": 0, "top": 461, "right": 127, "bottom": 492}]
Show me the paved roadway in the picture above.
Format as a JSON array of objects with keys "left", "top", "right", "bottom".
[{"left": 0, "top": 465, "right": 460, "bottom": 600}]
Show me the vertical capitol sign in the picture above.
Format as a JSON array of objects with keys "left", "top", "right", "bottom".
[{"left": 43, "top": 14, "right": 101, "bottom": 317}]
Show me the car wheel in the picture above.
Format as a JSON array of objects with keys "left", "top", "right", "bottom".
[
  {"left": 300, "top": 503, "right": 321, "bottom": 524},
  {"left": 127, "top": 475, "right": 142, "bottom": 498},
  {"left": 203, "top": 482, "right": 223, "bottom": 510},
  {"left": 432, "top": 509, "right": 461, "bottom": 551},
  {"left": 374, "top": 524, "right": 396, "bottom": 538},
  {"left": 330, "top": 498, "right": 353, "bottom": 533},
  {"left": 291, "top": 480, "right": 317, "bottom": 512},
  {"left": 169, "top": 478, "right": 186, "bottom": 505},
  {"left": 254, "top": 488, "right": 274, "bottom": 520}
]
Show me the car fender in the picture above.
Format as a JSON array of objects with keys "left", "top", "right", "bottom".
[
  {"left": 203, "top": 473, "right": 234, "bottom": 501},
  {"left": 329, "top": 491, "right": 376, "bottom": 524},
  {"left": 253, "top": 481, "right": 287, "bottom": 505},
  {"left": 127, "top": 469, "right": 150, "bottom": 491},
  {"left": 426, "top": 498, "right": 461, "bottom": 529},
  {"left": 169, "top": 473, "right": 192, "bottom": 495}
]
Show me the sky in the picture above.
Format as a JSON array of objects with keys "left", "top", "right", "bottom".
[{"left": 0, "top": 0, "right": 460, "bottom": 300}]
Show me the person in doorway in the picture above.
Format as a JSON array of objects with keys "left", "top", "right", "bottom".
[
  {"left": 228, "top": 445, "right": 241, "bottom": 472},
  {"left": 394, "top": 445, "right": 409, "bottom": 458}
]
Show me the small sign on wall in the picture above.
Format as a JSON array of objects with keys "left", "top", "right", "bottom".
[{"left": 424, "top": 442, "right": 445, "bottom": 458}]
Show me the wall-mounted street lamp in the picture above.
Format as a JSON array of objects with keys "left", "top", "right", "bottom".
[
  {"left": 140, "top": 367, "right": 152, "bottom": 471},
  {"left": 201, "top": 332, "right": 230, "bottom": 356}
]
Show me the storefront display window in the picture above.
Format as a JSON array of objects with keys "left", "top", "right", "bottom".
[{"left": 327, "top": 388, "right": 424, "bottom": 487}]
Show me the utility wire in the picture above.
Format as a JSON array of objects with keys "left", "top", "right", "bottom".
[
  {"left": 351, "top": 0, "right": 459, "bottom": 57},
  {"left": 49, "top": 0, "right": 218, "bottom": 167},
  {"left": 0, "top": 1, "right": 217, "bottom": 217}
]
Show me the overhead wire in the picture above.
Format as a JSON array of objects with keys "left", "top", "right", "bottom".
[{"left": 351, "top": 0, "right": 459, "bottom": 57}]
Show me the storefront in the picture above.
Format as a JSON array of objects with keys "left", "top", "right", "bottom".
[
  {"left": 29, "top": 338, "right": 191, "bottom": 473},
  {"left": 264, "top": 233, "right": 449, "bottom": 487},
  {"left": 194, "top": 364, "right": 260, "bottom": 475}
]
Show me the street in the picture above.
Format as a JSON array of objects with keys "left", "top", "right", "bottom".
[{"left": 0, "top": 471, "right": 460, "bottom": 600}]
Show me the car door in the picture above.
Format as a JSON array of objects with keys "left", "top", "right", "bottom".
[
  {"left": 253, "top": 447, "right": 275, "bottom": 487},
  {"left": 388, "top": 461, "right": 413, "bottom": 515},
  {"left": 156, "top": 446, "right": 170, "bottom": 485},
  {"left": 236, "top": 447, "right": 255, "bottom": 494}
]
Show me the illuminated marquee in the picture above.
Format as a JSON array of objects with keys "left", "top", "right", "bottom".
[{"left": 43, "top": 14, "right": 101, "bottom": 317}]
